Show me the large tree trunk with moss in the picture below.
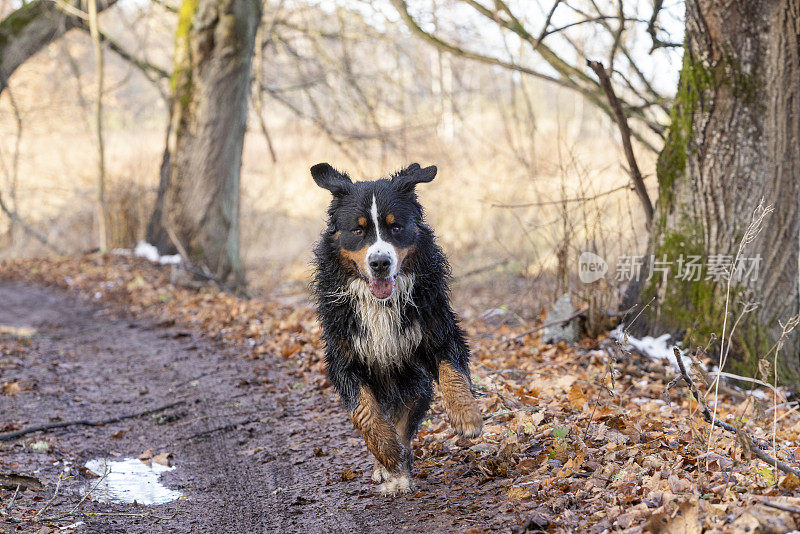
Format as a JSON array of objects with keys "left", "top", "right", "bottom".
[
  {"left": 145, "top": 0, "right": 260, "bottom": 288},
  {"left": 637, "top": 0, "right": 800, "bottom": 383},
  {"left": 0, "top": 0, "right": 118, "bottom": 93}
]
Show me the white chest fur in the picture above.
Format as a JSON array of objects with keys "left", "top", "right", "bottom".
[{"left": 345, "top": 274, "right": 422, "bottom": 369}]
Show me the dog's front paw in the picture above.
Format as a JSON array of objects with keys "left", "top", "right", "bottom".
[
  {"left": 447, "top": 401, "right": 483, "bottom": 439},
  {"left": 377, "top": 472, "right": 412, "bottom": 497},
  {"left": 372, "top": 464, "right": 391, "bottom": 483}
]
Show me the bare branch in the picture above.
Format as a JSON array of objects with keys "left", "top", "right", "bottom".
[
  {"left": 389, "top": 0, "right": 661, "bottom": 153},
  {"left": 0, "top": 400, "right": 185, "bottom": 442},
  {"left": 0, "top": 0, "right": 120, "bottom": 96},
  {"left": 533, "top": 0, "right": 562, "bottom": 50},
  {"left": 494, "top": 307, "right": 589, "bottom": 348},
  {"left": 647, "top": 0, "right": 681, "bottom": 52},
  {"left": 75, "top": 22, "right": 170, "bottom": 81},
  {"left": 673, "top": 348, "right": 800, "bottom": 479},
  {"left": 0, "top": 193, "right": 66, "bottom": 255},
  {"left": 492, "top": 183, "right": 635, "bottom": 209},
  {"left": 587, "top": 60, "right": 654, "bottom": 228}
]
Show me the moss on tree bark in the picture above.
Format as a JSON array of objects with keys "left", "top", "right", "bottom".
[{"left": 637, "top": 1, "right": 800, "bottom": 385}]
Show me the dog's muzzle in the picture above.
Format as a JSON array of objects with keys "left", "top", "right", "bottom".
[{"left": 367, "top": 253, "right": 396, "bottom": 299}]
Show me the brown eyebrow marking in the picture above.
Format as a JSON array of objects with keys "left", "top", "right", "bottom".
[
  {"left": 386, "top": 214, "right": 395, "bottom": 225},
  {"left": 358, "top": 216, "right": 367, "bottom": 227}
]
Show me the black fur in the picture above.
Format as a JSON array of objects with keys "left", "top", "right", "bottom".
[{"left": 311, "top": 163, "right": 471, "bottom": 458}]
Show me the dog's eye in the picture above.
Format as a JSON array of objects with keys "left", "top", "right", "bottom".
[
  {"left": 352, "top": 228, "right": 364, "bottom": 236},
  {"left": 391, "top": 225, "right": 404, "bottom": 235}
]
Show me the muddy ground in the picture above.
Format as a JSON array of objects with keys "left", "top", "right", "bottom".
[{"left": 0, "top": 281, "right": 509, "bottom": 533}]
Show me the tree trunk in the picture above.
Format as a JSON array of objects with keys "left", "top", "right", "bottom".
[
  {"left": 637, "top": 0, "right": 800, "bottom": 383},
  {"left": 146, "top": 0, "right": 261, "bottom": 288},
  {"left": 0, "top": 0, "right": 118, "bottom": 94}
]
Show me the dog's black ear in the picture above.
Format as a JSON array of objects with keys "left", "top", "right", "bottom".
[
  {"left": 311, "top": 163, "right": 352, "bottom": 196},
  {"left": 392, "top": 163, "right": 437, "bottom": 194}
]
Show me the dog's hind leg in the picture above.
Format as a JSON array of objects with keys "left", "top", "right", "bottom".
[
  {"left": 350, "top": 386, "right": 410, "bottom": 496},
  {"left": 438, "top": 360, "right": 483, "bottom": 438}
]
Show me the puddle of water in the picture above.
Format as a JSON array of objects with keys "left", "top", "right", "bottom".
[{"left": 84, "top": 458, "right": 183, "bottom": 505}]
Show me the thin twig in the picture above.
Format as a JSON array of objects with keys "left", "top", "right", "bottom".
[
  {"left": 455, "top": 259, "right": 510, "bottom": 280},
  {"left": 672, "top": 348, "right": 800, "bottom": 478},
  {"left": 33, "top": 473, "right": 64, "bottom": 520},
  {"left": 762, "top": 500, "right": 800, "bottom": 514},
  {"left": 0, "top": 192, "right": 65, "bottom": 255},
  {"left": 493, "top": 306, "right": 588, "bottom": 348},
  {"left": 491, "top": 183, "right": 635, "bottom": 209},
  {"left": 3, "top": 484, "right": 20, "bottom": 516},
  {"left": 646, "top": 0, "right": 680, "bottom": 52},
  {"left": 533, "top": 0, "right": 562, "bottom": 50},
  {"left": 0, "top": 400, "right": 185, "bottom": 442}
]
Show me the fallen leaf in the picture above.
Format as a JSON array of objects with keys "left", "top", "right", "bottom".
[
  {"left": 1, "top": 381, "right": 22, "bottom": 396},
  {"left": 780, "top": 473, "right": 800, "bottom": 491},
  {"left": 507, "top": 485, "right": 532, "bottom": 501},
  {"left": 568, "top": 383, "right": 587, "bottom": 410},
  {"left": 152, "top": 452, "right": 174, "bottom": 467},
  {"left": 646, "top": 499, "right": 702, "bottom": 534},
  {"left": 340, "top": 469, "right": 357, "bottom": 481}
]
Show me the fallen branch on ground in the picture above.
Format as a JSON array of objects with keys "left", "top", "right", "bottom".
[
  {"left": 0, "top": 400, "right": 185, "bottom": 442},
  {"left": 672, "top": 347, "right": 800, "bottom": 478},
  {"left": 493, "top": 307, "right": 588, "bottom": 348},
  {"left": 762, "top": 500, "right": 800, "bottom": 515}
]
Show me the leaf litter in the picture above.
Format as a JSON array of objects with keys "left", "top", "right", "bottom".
[{"left": 2, "top": 254, "right": 800, "bottom": 532}]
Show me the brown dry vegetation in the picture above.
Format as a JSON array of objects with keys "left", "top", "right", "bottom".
[
  {"left": 2, "top": 255, "right": 800, "bottom": 532},
  {"left": 0, "top": 2, "right": 658, "bottom": 319}
]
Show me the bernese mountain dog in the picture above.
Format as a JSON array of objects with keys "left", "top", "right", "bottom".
[{"left": 310, "top": 162, "right": 483, "bottom": 496}]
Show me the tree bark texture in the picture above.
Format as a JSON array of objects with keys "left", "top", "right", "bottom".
[
  {"left": 639, "top": 0, "right": 800, "bottom": 382},
  {"left": 146, "top": 0, "right": 261, "bottom": 287}
]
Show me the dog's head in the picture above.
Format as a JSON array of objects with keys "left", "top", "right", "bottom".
[{"left": 311, "top": 162, "right": 436, "bottom": 300}]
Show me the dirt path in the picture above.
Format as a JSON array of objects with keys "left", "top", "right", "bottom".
[{"left": 0, "top": 282, "right": 481, "bottom": 533}]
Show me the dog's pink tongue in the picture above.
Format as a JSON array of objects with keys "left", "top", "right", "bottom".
[{"left": 368, "top": 277, "right": 395, "bottom": 299}]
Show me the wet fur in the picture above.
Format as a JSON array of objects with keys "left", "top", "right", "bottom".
[{"left": 311, "top": 163, "right": 481, "bottom": 494}]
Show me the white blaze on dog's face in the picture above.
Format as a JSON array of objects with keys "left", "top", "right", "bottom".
[
  {"left": 310, "top": 162, "right": 438, "bottom": 301},
  {"left": 365, "top": 195, "right": 399, "bottom": 300}
]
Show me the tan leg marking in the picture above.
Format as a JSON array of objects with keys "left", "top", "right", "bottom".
[
  {"left": 438, "top": 361, "right": 483, "bottom": 438},
  {"left": 350, "top": 386, "right": 403, "bottom": 473}
]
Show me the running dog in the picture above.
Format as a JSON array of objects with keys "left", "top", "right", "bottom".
[{"left": 310, "top": 162, "right": 483, "bottom": 496}]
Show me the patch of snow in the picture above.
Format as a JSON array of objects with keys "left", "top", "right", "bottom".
[
  {"left": 134, "top": 241, "right": 160, "bottom": 262},
  {"left": 84, "top": 457, "right": 182, "bottom": 505},
  {"left": 611, "top": 325, "right": 686, "bottom": 371},
  {"left": 133, "top": 241, "right": 182, "bottom": 265}
]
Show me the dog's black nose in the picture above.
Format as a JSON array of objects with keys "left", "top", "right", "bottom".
[{"left": 369, "top": 255, "right": 392, "bottom": 275}]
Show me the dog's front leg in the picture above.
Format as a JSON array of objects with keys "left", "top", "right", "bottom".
[
  {"left": 350, "top": 385, "right": 411, "bottom": 496},
  {"left": 438, "top": 360, "right": 483, "bottom": 438}
]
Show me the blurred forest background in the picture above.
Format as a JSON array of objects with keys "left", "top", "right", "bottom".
[{"left": 0, "top": 0, "right": 683, "bottom": 318}]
